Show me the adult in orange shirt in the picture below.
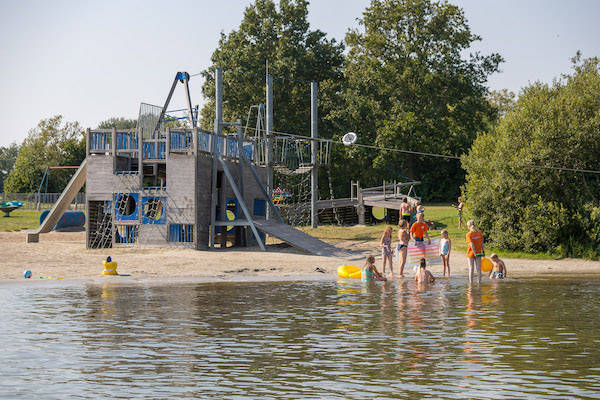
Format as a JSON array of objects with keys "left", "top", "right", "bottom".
[
  {"left": 466, "top": 219, "right": 485, "bottom": 283},
  {"left": 410, "top": 213, "right": 431, "bottom": 245}
]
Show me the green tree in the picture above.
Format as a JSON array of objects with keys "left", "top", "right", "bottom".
[
  {"left": 331, "top": 0, "right": 502, "bottom": 200},
  {"left": 97, "top": 117, "right": 137, "bottom": 129},
  {"left": 488, "top": 89, "right": 516, "bottom": 120},
  {"left": 5, "top": 116, "right": 85, "bottom": 193},
  {"left": 0, "top": 143, "right": 19, "bottom": 192},
  {"left": 462, "top": 55, "right": 600, "bottom": 257},
  {"left": 198, "top": 0, "right": 344, "bottom": 139}
]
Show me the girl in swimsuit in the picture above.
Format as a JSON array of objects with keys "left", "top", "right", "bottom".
[
  {"left": 396, "top": 219, "right": 410, "bottom": 277},
  {"left": 361, "top": 255, "right": 386, "bottom": 282},
  {"left": 440, "top": 229, "right": 451, "bottom": 277},
  {"left": 380, "top": 226, "right": 394, "bottom": 277}
]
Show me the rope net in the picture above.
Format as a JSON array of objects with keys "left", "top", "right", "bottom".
[
  {"left": 273, "top": 165, "right": 341, "bottom": 227},
  {"left": 137, "top": 103, "right": 164, "bottom": 139}
]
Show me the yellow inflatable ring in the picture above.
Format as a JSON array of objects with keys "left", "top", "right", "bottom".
[
  {"left": 337, "top": 265, "right": 361, "bottom": 279},
  {"left": 481, "top": 257, "right": 493, "bottom": 272},
  {"left": 102, "top": 261, "right": 118, "bottom": 275}
]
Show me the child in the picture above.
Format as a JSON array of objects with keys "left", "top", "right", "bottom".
[
  {"left": 456, "top": 197, "right": 464, "bottom": 229},
  {"left": 362, "top": 255, "right": 387, "bottom": 282},
  {"left": 380, "top": 226, "right": 394, "bottom": 277},
  {"left": 396, "top": 219, "right": 410, "bottom": 277},
  {"left": 439, "top": 229, "right": 451, "bottom": 277},
  {"left": 489, "top": 253, "right": 507, "bottom": 279},
  {"left": 416, "top": 201, "right": 425, "bottom": 217},
  {"left": 415, "top": 258, "right": 435, "bottom": 284}
]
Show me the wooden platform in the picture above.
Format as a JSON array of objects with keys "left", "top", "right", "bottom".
[
  {"left": 253, "top": 219, "right": 350, "bottom": 258},
  {"left": 316, "top": 194, "right": 413, "bottom": 211}
]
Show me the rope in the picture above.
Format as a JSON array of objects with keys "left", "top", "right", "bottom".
[{"left": 243, "top": 125, "right": 600, "bottom": 175}]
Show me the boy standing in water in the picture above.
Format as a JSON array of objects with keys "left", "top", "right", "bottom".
[
  {"left": 489, "top": 253, "right": 507, "bottom": 279},
  {"left": 415, "top": 258, "right": 435, "bottom": 284}
]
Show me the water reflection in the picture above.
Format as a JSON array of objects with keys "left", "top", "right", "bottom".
[{"left": 1, "top": 278, "right": 599, "bottom": 398}]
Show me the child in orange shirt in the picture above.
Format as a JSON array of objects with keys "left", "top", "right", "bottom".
[
  {"left": 466, "top": 220, "right": 484, "bottom": 283},
  {"left": 410, "top": 213, "right": 431, "bottom": 245}
]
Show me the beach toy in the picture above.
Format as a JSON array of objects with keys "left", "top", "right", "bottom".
[
  {"left": 371, "top": 207, "right": 386, "bottom": 221},
  {"left": 24, "top": 270, "right": 32, "bottom": 279},
  {"left": 481, "top": 257, "right": 493, "bottom": 272},
  {"left": 337, "top": 265, "right": 361, "bottom": 279},
  {"left": 39, "top": 276, "right": 50, "bottom": 279},
  {"left": 102, "top": 256, "right": 118, "bottom": 275},
  {"left": 406, "top": 239, "right": 442, "bottom": 269}
]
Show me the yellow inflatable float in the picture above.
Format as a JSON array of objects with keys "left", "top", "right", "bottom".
[
  {"left": 481, "top": 257, "right": 493, "bottom": 272},
  {"left": 102, "top": 256, "right": 118, "bottom": 275},
  {"left": 337, "top": 265, "right": 361, "bottom": 279}
]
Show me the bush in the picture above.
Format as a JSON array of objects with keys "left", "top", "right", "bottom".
[{"left": 462, "top": 55, "right": 600, "bottom": 258}]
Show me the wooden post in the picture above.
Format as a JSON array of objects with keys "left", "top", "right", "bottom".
[
  {"left": 111, "top": 127, "right": 117, "bottom": 172},
  {"left": 357, "top": 182, "right": 365, "bottom": 225},
  {"left": 192, "top": 127, "right": 198, "bottom": 156},
  {"left": 85, "top": 128, "right": 90, "bottom": 156},
  {"left": 310, "top": 81, "right": 318, "bottom": 228},
  {"left": 265, "top": 73, "right": 273, "bottom": 220},
  {"left": 165, "top": 127, "right": 170, "bottom": 158},
  {"left": 138, "top": 127, "right": 143, "bottom": 189},
  {"left": 236, "top": 120, "right": 246, "bottom": 246},
  {"left": 210, "top": 67, "right": 223, "bottom": 249}
]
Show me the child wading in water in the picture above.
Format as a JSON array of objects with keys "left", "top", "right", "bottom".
[
  {"left": 362, "top": 255, "right": 387, "bottom": 282},
  {"left": 380, "top": 226, "right": 394, "bottom": 277},
  {"left": 415, "top": 258, "right": 435, "bottom": 284},
  {"left": 396, "top": 220, "right": 410, "bottom": 277},
  {"left": 489, "top": 253, "right": 507, "bottom": 279},
  {"left": 440, "top": 229, "right": 451, "bottom": 277}
]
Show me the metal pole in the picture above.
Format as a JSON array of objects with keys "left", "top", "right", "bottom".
[
  {"left": 210, "top": 67, "right": 223, "bottom": 249},
  {"left": 311, "top": 81, "right": 318, "bottom": 228},
  {"left": 265, "top": 73, "right": 273, "bottom": 220}
]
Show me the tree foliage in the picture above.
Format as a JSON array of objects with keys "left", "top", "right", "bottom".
[
  {"left": 329, "top": 0, "right": 502, "bottom": 200},
  {"left": 198, "top": 0, "right": 344, "bottom": 139},
  {"left": 97, "top": 117, "right": 137, "bottom": 129},
  {"left": 462, "top": 55, "right": 600, "bottom": 258},
  {"left": 5, "top": 116, "right": 85, "bottom": 193},
  {"left": 0, "top": 143, "right": 19, "bottom": 192}
]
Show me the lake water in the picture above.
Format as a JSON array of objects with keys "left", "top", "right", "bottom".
[{"left": 1, "top": 277, "right": 599, "bottom": 399}]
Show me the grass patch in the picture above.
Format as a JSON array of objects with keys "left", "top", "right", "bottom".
[
  {"left": 0, "top": 210, "right": 41, "bottom": 232},
  {"left": 299, "top": 204, "right": 558, "bottom": 260}
]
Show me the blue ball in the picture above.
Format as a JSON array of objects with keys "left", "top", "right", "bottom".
[{"left": 24, "top": 270, "right": 32, "bottom": 279}]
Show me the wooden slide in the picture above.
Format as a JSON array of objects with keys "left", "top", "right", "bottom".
[
  {"left": 26, "top": 159, "right": 87, "bottom": 243},
  {"left": 253, "top": 219, "right": 351, "bottom": 258}
]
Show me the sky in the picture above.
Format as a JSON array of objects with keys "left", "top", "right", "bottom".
[{"left": 0, "top": 0, "right": 599, "bottom": 146}]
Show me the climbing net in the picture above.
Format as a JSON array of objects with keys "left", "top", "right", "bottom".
[
  {"left": 89, "top": 200, "right": 113, "bottom": 249},
  {"left": 273, "top": 165, "right": 341, "bottom": 227}
]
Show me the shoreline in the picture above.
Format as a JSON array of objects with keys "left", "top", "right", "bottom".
[{"left": 1, "top": 231, "right": 599, "bottom": 285}]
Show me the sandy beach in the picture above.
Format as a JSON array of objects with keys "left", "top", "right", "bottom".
[{"left": 0, "top": 230, "right": 599, "bottom": 283}]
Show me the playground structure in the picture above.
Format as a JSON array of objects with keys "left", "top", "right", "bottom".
[
  {"left": 26, "top": 66, "right": 419, "bottom": 254},
  {"left": 26, "top": 68, "right": 348, "bottom": 257},
  {"left": 0, "top": 201, "right": 23, "bottom": 217}
]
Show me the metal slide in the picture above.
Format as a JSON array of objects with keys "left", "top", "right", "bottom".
[{"left": 26, "top": 159, "right": 87, "bottom": 243}]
